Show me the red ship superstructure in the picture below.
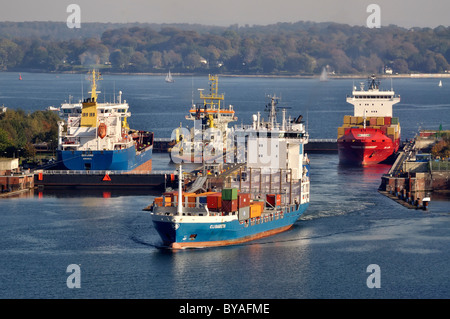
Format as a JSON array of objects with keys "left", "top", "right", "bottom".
[{"left": 338, "top": 75, "right": 401, "bottom": 165}]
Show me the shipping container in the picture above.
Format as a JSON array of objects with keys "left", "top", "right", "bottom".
[
  {"left": 249, "top": 204, "right": 262, "bottom": 218},
  {"left": 239, "top": 206, "right": 250, "bottom": 221},
  {"left": 251, "top": 200, "right": 265, "bottom": 212},
  {"left": 338, "top": 127, "right": 345, "bottom": 138},
  {"left": 185, "top": 194, "right": 197, "bottom": 207},
  {"left": 376, "top": 117, "right": 384, "bottom": 126},
  {"left": 266, "top": 194, "right": 281, "bottom": 207},
  {"left": 197, "top": 196, "right": 208, "bottom": 204},
  {"left": 222, "top": 188, "right": 238, "bottom": 200},
  {"left": 387, "top": 127, "right": 395, "bottom": 136},
  {"left": 391, "top": 117, "right": 399, "bottom": 125},
  {"left": 369, "top": 118, "right": 377, "bottom": 126},
  {"left": 207, "top": 193, "right": 222, "bottom": 211},
  {"left": 381, "top": 126, "right": 387, "bottom": 134},
  {"left": 343, "top": 115, "right": 351, "bottom": 124},
  {"left": 238, "top": 192, "right": 251, "bottom": 208},
  {"left": 222, "top": 199, "right": 238, "bottom": 212},
  {"left": 384, "top": 117, "right": 391, "bottom": 125},
  {"left": 154, "top": 197, "right": 163, "bottom": 206},
  {"left": 356, "top": 116, "right": 364, "bottom": 125},
  {"left": 350, "top": 116, "right": 357, "bottom": 124}
]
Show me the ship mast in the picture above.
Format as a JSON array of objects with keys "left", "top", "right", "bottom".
[
  {"left": 177, "top": 164, "right": 183, "bottom": 216},
  {"left": 80, "top": 69, "right": 102, "bottom": 128},
  {"left": 199, "top": 74, "right": 224, "bottom": 110},
  {"left": 88, "top": 69, "right": 102, "bottom": 102}
]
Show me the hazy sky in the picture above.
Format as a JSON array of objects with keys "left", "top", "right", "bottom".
[{"left": 1, "top": 0, "right": 449, "bottom": 28}]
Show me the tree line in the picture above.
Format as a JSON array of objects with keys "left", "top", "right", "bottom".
[
  {"left": 1, "top": 21, "right": 450, "bottom": 75},
  {"left": 0, "top": 109, "right": 60, "bottom": 159}
]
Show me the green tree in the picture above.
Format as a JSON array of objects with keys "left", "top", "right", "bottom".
[{"left": 0, "top": 38, "right": 23, "bottom": 70}]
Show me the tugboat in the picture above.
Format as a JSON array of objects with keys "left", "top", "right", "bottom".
[
  {"left": 147, "top": 95, "right": 310, "bottom": 249},
  {"left": 57, "top": 70, "right": 153, "bottom": 171},
  {"left": 338, "top": 75, "right": 401, "bottom": 165},
  {"left": 169, "top": 75, "right": 237, "bottom": 163}
]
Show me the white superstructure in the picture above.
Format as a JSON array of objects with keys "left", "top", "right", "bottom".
[{"left": 346, "top": 75, "right": 400, "bottom": 118}]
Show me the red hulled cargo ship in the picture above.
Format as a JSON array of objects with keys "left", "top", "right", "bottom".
[{"left": 338, "top": 75, "right": 401, "bottom": 165}]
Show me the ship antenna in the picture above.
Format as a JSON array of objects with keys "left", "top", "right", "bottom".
[{"left": 191, "top": 75, "right": 194, "bottom": 106}]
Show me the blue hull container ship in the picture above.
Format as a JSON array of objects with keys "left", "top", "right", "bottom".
[
  {"left": 148, "top": 94, "right": 310, "bottom": 249},
  {"left": 57, "top": 70, "right": 153, "bottom": 171}
]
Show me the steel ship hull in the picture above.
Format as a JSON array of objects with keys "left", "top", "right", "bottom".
[
  {"left": 57, "top": 145, "right": 153, "bottom": 171},
  {"left": 152, "top": 203, "right": 309, "bottom": 249},
  {"left": 338, "top": 128, "right": 400, "bottom": 165}
]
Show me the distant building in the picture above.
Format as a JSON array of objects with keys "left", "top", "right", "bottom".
[
  {"left": 0, "top": 158, "right": 34, "bottom": 193},
  {"left": 384, "top": 67, "right": 393, "bottom": 74},
  {"left": 0, "top": 158, "right": 19, "bottom": 175}
]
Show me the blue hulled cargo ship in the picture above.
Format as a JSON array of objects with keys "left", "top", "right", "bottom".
[
  {"left": 57, "top": 70, "right": 153, "bottom": 171},
  {"left": 148, "top": 94, "right": 310, "bottom": 249}
]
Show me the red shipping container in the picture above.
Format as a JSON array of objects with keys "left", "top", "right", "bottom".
[
  {"left": 369, "top": 118, "right": 377, "bottom": 126},
  {"left": 266, "top": 194, "right": 281, "bottom": 207},
  {"left": 222, "top": 199, "right": 238, "bottom": 212},
  {"left": 384, "top": 117, "right": 391, "bottom": 126},
  {"left": 238, "top": 193, "right": 251, "bottom": 208},
  {"left": 207, "top": 193, "right": 222, "bottom": 211},
  {"left": 381, "top": 126, "right": 387, "bottom": 134}
]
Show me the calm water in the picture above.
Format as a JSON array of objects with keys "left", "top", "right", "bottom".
[
  {"left": 0, "top": 73, "right": 449, "bottom": 300},
  {"left": 1, "top": 72, "right": 449, "bottom": 139}
]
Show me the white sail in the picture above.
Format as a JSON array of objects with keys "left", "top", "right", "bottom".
[{"left": 165, "top": 70, "right": 174, "bottom": 83}]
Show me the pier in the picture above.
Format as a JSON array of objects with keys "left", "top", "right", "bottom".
[
  {"left": 34, "top": 169, "right": 178, "bottom": 190},
  {"left": 379, "top": 130, "right": 450, "bottom": 209}
]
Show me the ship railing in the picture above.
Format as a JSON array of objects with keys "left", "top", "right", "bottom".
[{"left": 40, "top": 169, "right": 178, "bottom": 175}]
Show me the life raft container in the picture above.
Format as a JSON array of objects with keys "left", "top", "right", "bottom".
[{"left": 98, "top": 123, "right": 107, "bottom": 139}]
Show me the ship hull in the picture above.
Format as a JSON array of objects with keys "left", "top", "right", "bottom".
[
  {"left": 338, "top": 128, "right": 400, "bottom": 165},
  {"left": 152, "top": 203, "right": 309, "bottom": 249},
  {"left": 57, "top": 145, "right": 152, "bottom": 171}
]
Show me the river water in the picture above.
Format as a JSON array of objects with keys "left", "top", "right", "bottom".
[{"left": 0, "top": 73, "right": 449, "bottom": 301}]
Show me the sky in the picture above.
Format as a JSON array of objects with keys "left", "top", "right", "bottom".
[{"left": 1, "top": 0, "right": 449, "bottom": 28}]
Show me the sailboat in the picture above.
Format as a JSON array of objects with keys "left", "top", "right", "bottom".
[
  {"left": 438, "top": 80, "right": 442, "bottom": 87},
  {"left": 165, "top": 70, "right": 174, "bottom": 83}
]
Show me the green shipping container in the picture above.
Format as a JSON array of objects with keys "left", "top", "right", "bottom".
[
  {"left": 222, "top": 188, "right": 238, "bottom": 200},
  {"left": 391, "top": 117, "right": 399, "bottom": 125}
]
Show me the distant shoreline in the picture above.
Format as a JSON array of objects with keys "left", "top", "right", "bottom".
[{"left": 5, "top": 70, "right": 450, "bottom": 79}]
